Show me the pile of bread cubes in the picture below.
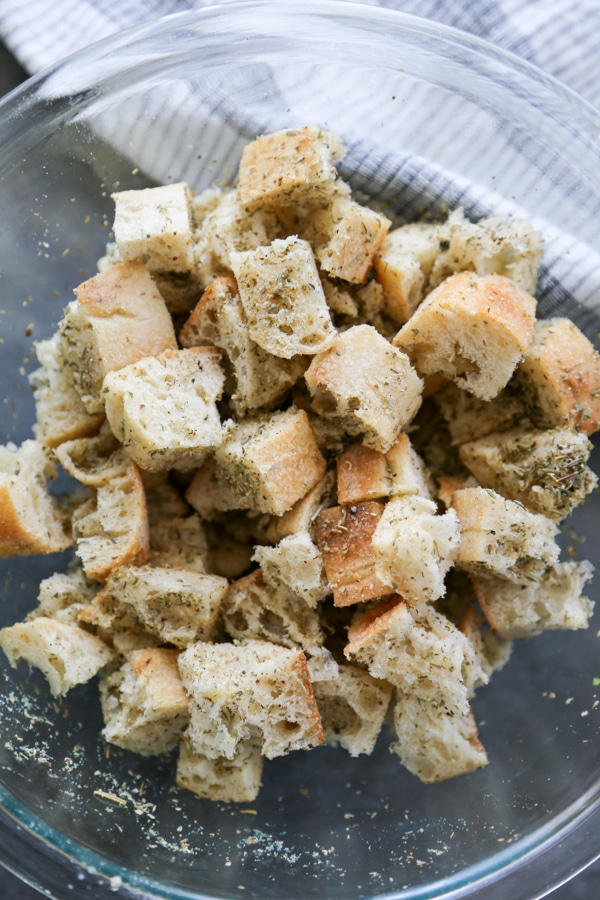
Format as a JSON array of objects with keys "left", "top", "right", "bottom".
[{"left": 0, "top": 125, "right": 598, "bottom": 802}]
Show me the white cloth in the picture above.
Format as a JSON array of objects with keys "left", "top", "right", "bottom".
[{"left": 0, "top": 0, "right": 598, "bottom": 322}]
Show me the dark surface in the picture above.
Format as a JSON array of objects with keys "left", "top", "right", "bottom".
[{"left": 0, "top": 30, "right": 598, "bottom": 900}]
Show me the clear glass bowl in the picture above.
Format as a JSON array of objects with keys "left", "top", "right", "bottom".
[{"left": 0, "top": 3, "right": 599, "bottom": 898}]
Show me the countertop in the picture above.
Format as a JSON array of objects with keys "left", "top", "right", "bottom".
[{"left": 0, "top": 33, "right": 598, "bottom": 900}]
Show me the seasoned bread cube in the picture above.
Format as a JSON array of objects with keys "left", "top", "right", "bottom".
[
  {"left": 31, "top": 565, "right": 97, "bottom": 626},
  {"left": 336, "top": 434, "right": 432, "bottom": 504},
  {"left": 436, "top": 474, "right": 478, "bottom": 509},
  {"left": 53, "top": 421, "right": 123, "bottom": 487},
  {"left": 458, "top": 425, "right": 597, "bottom": 520},
  {"left": 196, "top": 190, "right": 281, "bottom": 272},
  {"left": 177, "top": 738, "right": 263, "bottom": 803},
  {"left": 0, "top": 617, "right": 113, "bottom": 697},
  {"left": 253, "top": 532, "right": 329, "bottom": 608},
  {"left": 337, "top": 443, "right": 390, "bottom": 504},
  {"left": 434, "top": 382, "right": 526, "bottom": 446},
  {"left": 312, "top": 664, "right": 393, "bottom": 756},
  {"left": 30, "top": 334, "right": 104, "bottom": 448},
  {"left": 429, "top": 208, "right": 543, "bottom": 294},
  {"left": 345, "top": 596, "right": 485, "bottom": 716},
  {"left": 112, "top": 182, "right": 194, "bottom": 273},
  {"left": 391, "top": 692, "right": 488, "bottom": 783},
  {"left": 231, "top": 236, "right": 336, "bottom": 358},
  {"left": 222, "top": 568, "right": 324, "bottom": 652},
  {"left": 372, "top": 495, "right": 460, "bottom": 603},
  {"left": 212, "top": 407, "right": 327, "bottom": 516},
  {"left": 178, "top": 639, "right": 324, "bottom": 760},
  {"left": 312, "top": 196, "right": 391, "bottom": 284},
  {"left": 185, "top": 456, "right": 248, "bottom": 520},
  {"left": 0, "top": 440, "right": 72, "bottom": 556},
  {"left": 179, "top": 276, "right": 306, "bottom": 414},
  {"left": 374, "top": 221, "right": 444, "bottom": 324},
  {"left": 59, "top": 261, "right": 177, "bottom": 413},
  {"left": 103, "top": 347, "right": 225, "bottom": 471},
  {"left": 314, "top": 501, "right": 392, "bottom": 607},
  {"left": 458, "top": 606, "right": 512, "bottom": 682},
  {"left": 100, "top": 648, "right": 189, "bottom": 755},
  {"left": 305, "top": 325, "right": 423, "bottom": 453},
  {"left": 66, "top": 446, "right": 150, "bottom": 580},
  {"left": 471, "top": 560, "right": 595, "bottom": 639},
  {"left": 393, "top": 271, "right": 537, "bottom": 400},
  {"left": 97, "top": 564, "right": 228, "bottom": 648},
  {"left": 451, "top": 486, "right": 559, "bottom": 582},
  {"left": 263, "top": 471, "right": 336, "bottom": 544},
  {"left": 149, "top": 513, "right": 209, "bottom": 573},
  {"left": 236, "top": 126, "right": 345, "bottom": 209},
  {"left": 518, "top": 317, "right": 600, "bottom": 435}
]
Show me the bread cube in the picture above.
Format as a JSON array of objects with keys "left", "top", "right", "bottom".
[
  {"left": 178, "top": 639, "right": 324, "bottom": 760},
  {"left": 32, "top": 566, "right": 97, "bottom": 626},
  {"left": 112, "top": 182, "right": 194, "bottom": 273},
  {"left": 179, "top": 276, "right": 306, "bottom": 414},
  {"left": 372, "top": 495, "right": 460, "bottom": 603},
  {"left": 252, "top": 532, "right": 329, "bottom": 608},
  {"left": 100, "top": 648, "right": 189, "bottom": 755},
  {"left": 345, "top": 596, "right": 485, "bottom": 716},
  {"left": 176, "top": 738, "right": 263, "bottom": 803},
  {"left": 451, "top": 486, "right": 560, "bottom": 582},
  {"left": 429, "top": 208, "right": 543, "bottom": 295},
  {"left": 374, "top": 221, "right": 443, "bottom": 323},
  {"left": 213, "top": 407, "right": 327, "bottom": 516},
  {"left": 336, "top": 434, "right": 432, "bottom": 504},
  {"left": 312, "top": 664, "right": 393, "bottom": 756},
  {"left": 236, "top": 126, "right": 344, "bottom": 209},
  {"left": 458, "top": 606, "right": 512, "bottom": 682},
  {"left": 313, "top": 501, "right": 392, "bottom": 607},
  {"left": 149, "top": 513, "right": 209, "bottom": 574},
  {"left": 391, "top": 692, "right": 488, "bottom": 783},
  {"left": 231, "top": 236, "right": 336, "bottom": 359},
  {"left": 471, "top": 560, "right": 594, "bottom": 639},
  {"left": 59, "top": 261, "right": 177, "bottom": 413},
  {"left": 185, "top": 456, "right": 248, "bottom": 520},
  {"left": 0, "top": 440, "right": 72, "bottom": 556},
  {"left": 458, "top": 425, "right": 597, "bottom": 520},
  {"left": 103, "top": 347, "right": 225, "bottom": 471},
  {"left": 30, "top": 334, "right": 104, "bottom": 448},
  {"left": 67, "top": 446, "right": 150, "bottom": 580},
  {"left": 0, "top": 618, "right": 113, "bottom": 697},
  {"left": 98, "top": 564, "right": 228, "bottom": 648},
  {"left": 518, "top": 317, "right": 600, "bottom": 435},
  {"left": 393, "top": 271, "right": 537, "bottom": 400},
  {"left": 53, "top": 421, "right": 123, "bottom": 487},
  {"left": 313, "top": 196, "right": 391, "bottom": 284},
  {"left": 222, "top": 568, "right": 324, "bottom": 652},
  {"left": 263, "top": 471, "right": 336, "bottom": 543},
  {"left": 305, "top": 324, "right": 423, "bottom": 453},
  {"left": 198, "top": 189, "right": 281, "bottom": 269},
  {"left": 435, "top": 381, "right": 526, "bottom": 446}
]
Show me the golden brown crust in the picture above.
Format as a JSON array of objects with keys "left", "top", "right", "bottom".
[
  {"left": 314, "top": 502, "right": 393, "bottom": 606},
  {"left": 336, "top": 444, "right": 390, "bottom": 504}
]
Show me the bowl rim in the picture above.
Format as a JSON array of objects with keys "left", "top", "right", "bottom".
[{"left": 0, "top": 2, "right": 599, "bottom": 899}]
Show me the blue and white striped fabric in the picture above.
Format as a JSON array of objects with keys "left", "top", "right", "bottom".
[
  {"left": 0, "top": 0, "right": 598, "bottom": 326},
  {"left": 0, "top": 0, "right": 599, "bottom": 108}
]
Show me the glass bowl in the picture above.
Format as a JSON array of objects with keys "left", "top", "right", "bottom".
[{"left": 0, "top": 3, "right": 599, "bottom": 898}]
